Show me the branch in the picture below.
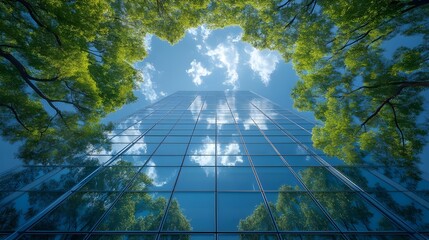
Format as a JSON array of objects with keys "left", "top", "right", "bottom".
[
  {"left": 277, "top": 0, "right": 293, "bottom": 10},
  {"left": 0, "top": 49, "right": 59, "bottom": 82},
  {"left": 0, "top": 49, "right": 67, "bottom": 124},
  {"left": 360, "top": 84, "right": 407, "bottom": 128},
  {"left": 365, "top": 30, "right": 394, "bottom": 48},
  {"left": 284, "top": 14, "right": 298, "bottom": 29},
  {"left": 39, "top": 113, "right": 58, "bottom": 138},
  {"left": 338, "top": 29, "right": 372, "bottom": 51},
  {"left": 14, "top": 0, "right": 62, "bottom": 46},
  {"left": 400, "top": 0, "right": 429, "bottom": 14},
  {"left": 345, "top": 81, "right": 429, "bottom": 96},
  {"left": 64, "top": 81, "right": 92, "bottom": 99},
  {"left": 0, "top": 104, "right": 30, "bottom": 131},
  {"left": 388, "top": 102, "right": 405, "bottom": 148}
]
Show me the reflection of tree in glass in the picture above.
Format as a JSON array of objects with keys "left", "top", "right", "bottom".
[
  {"left": 337, "top": 167, "right": 428, "bottom": 230},
  {"left": 1, "top": 161, "right": 191, "bottom": 236},
  {"left": 239, "top": 165, "right": 419, "bottom": 235},
  {"left": 0, "top": 205, "right": 19, "bottom": 231},
  {"left": 238, "top": 185, "right": 331, "bottom": 235},
  {"left": 94, "top": 163, "right": 191, "bottom": 239}
]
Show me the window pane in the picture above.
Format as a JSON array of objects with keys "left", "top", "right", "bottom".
[
  {"left": 250, "top": 156, "right": 285, "bottom": 166},
  {"left": 154, "top": 144, "right": 188, "bottom": 155},
  {"left": 266, "top": 192, "right": 334, "bottom": 231},
  {"left": 148, "top": 156, "right": 183, "bottom": 166},
  {"left": 283, "top": 155, "right": 321, "bottom": 166},
  {"left": 218, "top": 167, "right": 258, "bottom": 191},
  {"left": 218, "top": 192, "right": 275, "bottom": 231},
  {"left": 256, "top": 167, "right": 303, "bottom": 191},
  {"left": 97, "top": 192, "right": 170, "bottom": 231},
  {"left": 217, "top": 155, "right": 249, "bottom": 166},
  {"left": 293, "top": 167, "right": 350, "bottom": 191},
  {"left": 81, "top": 166, "right": 139, "bottom": 191},
  {"left": 32, "top": 191, "right": 117, "bottom": 231},
  {"left": 117, "top": 156, "right": 149, "bottom": 166},
  {"left": 314, "top": 192, "right": 401, "bottom": 231},
  {"left": 246, "top": 144, "right": 277, "bottom": 155},
  {"left": 175, "top": 167, "right": 215, "bottom": 191},
  {"left": 184, "top": 155, "right": 215, "bottom": 166},
  {"left": 124, "top": 143, "right": 159, "bottom": 155},
  {"left": 163, "top": 192, "right": 215, "bottom": 231},
  {"left": 135, "top": 167, "right": 180, "bottom": 191},
  {"left": 273, "top": 143, "right": 307, "bottom": 155}
]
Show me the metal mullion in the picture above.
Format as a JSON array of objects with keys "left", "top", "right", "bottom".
[
  {"left": 85, "top": 101, "right": 191, "bottom": 239},
  {"left": 156, "top": 94, "right": 207, "bottom": 240},
  {"left": 215, "top": 113, "right": 218, "bottom": 239},
  {"left": 224, "top": 94, "right": 281, "bottom": 240},
  {"left": 250, "top": 102, "right": 426, "bottom": 240}
]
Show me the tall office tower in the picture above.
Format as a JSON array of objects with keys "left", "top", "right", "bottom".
[{"left": 0, "top": 91, "right": 428, "bottom": 239}]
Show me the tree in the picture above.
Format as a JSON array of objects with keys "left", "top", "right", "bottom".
[
  {"left": 0, "top": 0, "right": 210, "bottom": 165},
  {"left": 286, "top": 1, "right": 429, "bottom": 171}
]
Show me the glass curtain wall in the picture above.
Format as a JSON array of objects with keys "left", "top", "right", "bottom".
[{"left": 0, "top": 91, "right": 428, "bottom": 240}]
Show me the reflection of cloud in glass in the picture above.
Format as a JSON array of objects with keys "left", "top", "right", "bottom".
[
  {"left": 145, "top": 161, "right": 167, "bottom": 187},
  {"left": 125, "top": 142, "right": 147, "bottom": 155},
  {"left": 189, "top": 95, "right": 206, "bottom": 121},
  {"left": 191, "top": 137, "right": 215, "bottom": 175},
  {"left": 218, "top": 143, "right": 243, "bottom": 166},
  {"left": 190, "top": 136, "right": 244, "bottom": 168},
  {"left": 295, "top": 145, "right": 308, "bottom": 155},
  {"left": 243, "top": 99, "right": 277, "bottom": 130}
]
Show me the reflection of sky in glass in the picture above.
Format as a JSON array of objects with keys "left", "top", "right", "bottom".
[{"left": 3, "top": 91, "right": 428, "bottom": 238}]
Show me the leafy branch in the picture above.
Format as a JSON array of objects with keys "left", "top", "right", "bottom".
[
  {"left": 0, "top": 103, "right": 30, "bottom": 131},
  {"left": 10, "top": 0, "right": 62, "bottom": 46}
]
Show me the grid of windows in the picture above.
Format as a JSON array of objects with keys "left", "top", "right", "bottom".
[{"left": 1, "top": 91, "right": 428, "bottom": 239}]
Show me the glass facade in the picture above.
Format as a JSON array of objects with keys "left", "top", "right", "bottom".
[{"left": 0, "top": 91, "right": 428, "bottom": 239}]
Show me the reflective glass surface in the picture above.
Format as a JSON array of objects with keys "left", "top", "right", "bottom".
[{"left": 1, "top": 91, "right": 427, "bottom": 239}]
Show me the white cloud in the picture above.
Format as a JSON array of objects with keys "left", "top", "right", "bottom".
[
  {"left": 145, "top": 161, "right": 167, "bottom": 187},
  {"left": 144, "top": 34, "right": 153, "bottom": 52},
  {"left": 206, "top": 43, "right": 240, "bottom": 90},
  {"left": 200, "top": 25, "right": 212, "bottom": 41},
  {"left": 228, "top": 33, "right": 243, "bottom": 43},
  {"left": 246, "top": 47, "right": 280, "bottom": 86},
  {"left": 189, "top": 95, "right": 206, "bottom": 121},
  {"left": 218, "top": 142, "right": 243, "bottom": 166},
  {"left": 186, "top": 60, "right": 212, "bottom": 86},
  {"left": 187, "top": 25, "right": 212, "bottom": 42},
  {"left": 187, "top": 28, "right": 198, "bottom": 38},
  {"left": 140, "top": 63, "right": 159, "bottom": 102}
]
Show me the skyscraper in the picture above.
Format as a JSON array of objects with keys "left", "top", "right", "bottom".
[{"left": 0, "top": 91, "right": 428, "bottom": 239}]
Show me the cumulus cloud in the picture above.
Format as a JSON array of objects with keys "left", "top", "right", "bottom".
[
  {"left": 206, "top": 43, "right": 240, "bottom": 89},
  {"left": 186, "top": 60, "right": 212, "bottom": 86},
  {"left": 246, "top": 47, "right": 280, "bottom": 86},
  {"left": 140, "top": 63, "right": 159, "bottom": 102}
]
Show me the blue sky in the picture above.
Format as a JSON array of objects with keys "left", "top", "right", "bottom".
[
  {"left": 104, "top": 26, "right": 313, "bottom": 123},
  {"left": 1, "top": 26, "right": 428, "bottom": 178}
]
